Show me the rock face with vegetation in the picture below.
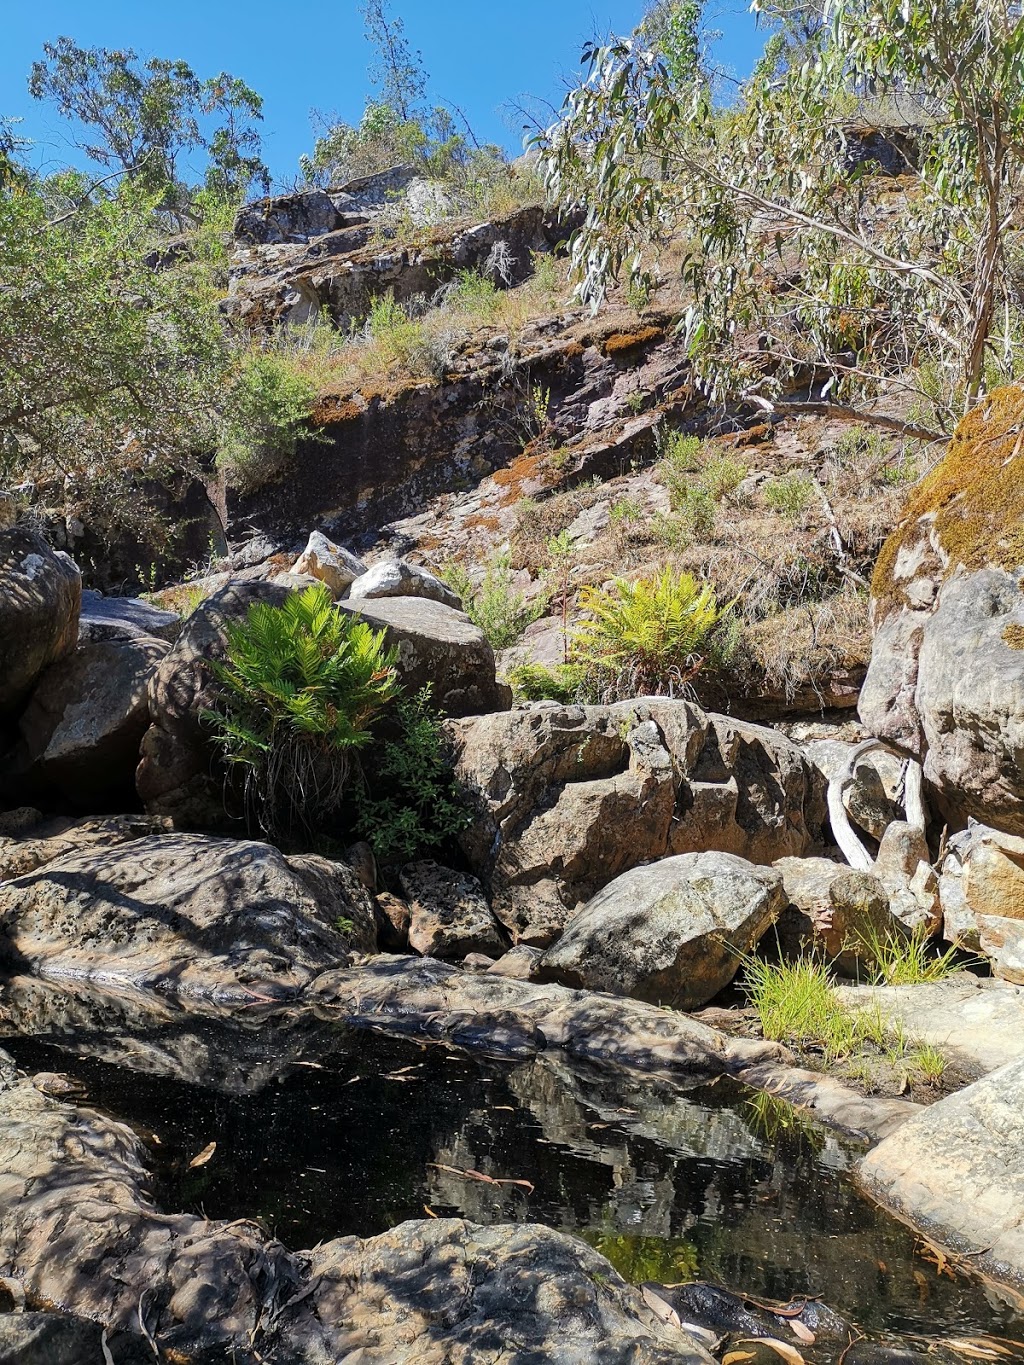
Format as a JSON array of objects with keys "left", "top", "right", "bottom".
[
  {"left": 861, "top": 388, "right": 1024, "bottom": 835},
  {"left": 451, "top": 699, "right": 819, "bottom": 944},
  {"left": 0, "top": 834, "right": 375, "bottom": 1001}
]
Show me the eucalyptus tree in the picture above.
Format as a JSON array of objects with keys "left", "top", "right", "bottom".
[{"left": 538, "top": 0, "right": 1024, "bottom": 437}]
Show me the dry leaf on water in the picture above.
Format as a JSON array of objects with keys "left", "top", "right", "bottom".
[
  {"left": 640, "top": 1285, "right": 683, "bottom": 1330},
  {"left": 188, "top": 1141, "right": 217, "bottom": 1169},
  {"left": 789, "top": 1320, "right": 816, "bottom": 1345}
]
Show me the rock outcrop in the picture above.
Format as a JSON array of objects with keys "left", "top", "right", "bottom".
[
  {"left": 450, "top": 699, "right": 820, "bottom": 944},
  {"left": 860, "top": 387, "right": 1024, "bottom": 835},
  {"left": 859, "top": 1055, "right": 1024, "bottom": 1286},
  {"left": 16, "top": 635, "right": 168, "bottom": 805},
  {"left": 0, "top": 526, "right": 81, "bottom": 715},
  {"left": 538, "top": 852, "right": 785, "bottom": 1008},
  {"left": 0, "top": 833, "right": 375, "bottom": 1002},
  {"left": 78, "top": 589, "right": 181, "bottom": 643}
]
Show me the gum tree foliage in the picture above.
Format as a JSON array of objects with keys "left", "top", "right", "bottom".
[
  {"left": 28, "top": 39, "right": 269, "bottom": 219},
  {"left": 537, "top": 0, "right": 1024, "bottom": 436}
]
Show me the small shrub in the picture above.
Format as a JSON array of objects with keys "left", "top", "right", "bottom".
[
  {"left": 506, "top": 661, "right": 585, "bottom": 702},
  {"left": 218, "top": 354, "right": 316, "bottom": 492},
  {"left": 741, "top": 954, "right": 887, "bottom": 1062},
  {"left": 353, "top": 687, "right": 469, "bottom": 863},
  {"left": 698, "top": 454, "right": 747, "bottom": 501},
  {"left": 206, "top": 585, "right": 398, "bottom": 842},
  {"left": 609, "top": 497, "right": 643, "bottom": 524},
  {"left": 572, "top": 566, "right": 735, "bottom": 697},
  {"left": 675, "top": 485, "right": 717, "bottom": 539},
  {"left": 626, "top": 388, "right": 647, "bottom": 414},
  {"left": 909, "top": 1042, "right": 946, "bottom": 1084},
  {"left": 853, "top": 925, "right": 973, "bottom": 986},
  {"left": 442, "top": 554, "right": 543, "bottom": 650},
  {"left": 764, "top": 473, "right": 815, "bottom": 520},
  {"left": 439, "top": 268, "right": 501, "bottom": 321}
]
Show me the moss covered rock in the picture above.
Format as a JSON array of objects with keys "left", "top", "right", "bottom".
[{"left": 861, "top": 386, "right": 1024, "bottom": 835}]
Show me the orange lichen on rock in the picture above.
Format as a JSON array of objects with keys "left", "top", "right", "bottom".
[
  {"left": 602, "top": 325, "right": 664, "bottom": 357},
  {"left": 871, "top": 385, "right": 1024, "bottom": 617}
]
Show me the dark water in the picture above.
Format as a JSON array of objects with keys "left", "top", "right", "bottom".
[{"left": 3, "top": 993, "right": 1023, "bottom": 1352}]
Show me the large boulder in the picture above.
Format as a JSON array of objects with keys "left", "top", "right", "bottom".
[
  {"left": 449, "top": 699, "right": 819, "bottom": 944},
  {"left": 16, "top": 635, "right": 168, "bottom": 805},
  {"left": 340, "top": 595, "right": 510, "bottom": 718},
  {"left": 348, "top": 557, "right": 462, "bottom": 609},
  {"left": 940, "top": 823, "right": 1024, "bottom": 981},
  {"left": 78, "top": 588, "right": 181, "bottom": 643},
  {"left": 537, "top": 852, "right": 785, "bottom": 1009},
  {"left": 0, "top": 833, "right": 375, "bottom": 1002},
  {"left": 291, "top": 529, "right": 367, "bottom": 597},
  {"left": 860, "top": 388, "right": 1024, "bottom": 835},
  {"left": 0, "top": 526, "right": 81, "bottom": 715},
  {"left": 0, "top": 812, "right": 161, "bottom": 882},
  {"left": 859, "top": 1056, "right": 1024, "bottom": 1286},
  {"left": 399, "top": 859, "right": 507, "bottom": 959}
]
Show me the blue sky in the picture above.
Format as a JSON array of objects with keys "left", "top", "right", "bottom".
[{"left": 1, "top": 1, "right": 767, "bottom": 186}]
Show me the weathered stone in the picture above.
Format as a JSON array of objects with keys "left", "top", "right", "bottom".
[
  {"left": 349, "top": 557, "right": 462, "bottom": 609},
  {"left": 538, "top": 853, "right": 786, "bottom": 1009},
  {"left": 0, "top": 526, "right": 80, "bottom": 715},
  {"left": 78, "top": 588, "right": 181, "bottom": 643},
  {"left": 860, "top": 388, "right": 1024, "bottom": 836},
  {"left": 449, "top": 700, "right": 818, "bottom": 944},
  {"left": 234, "top": 189, "right": 341, "bottom": 245},
  {"left": 488, "top": 944, "right": 544, "bottom": 980},
  {"left": 940, "top": 824, "right": 1024, "bottom": 982},
  {"left": 136, "top": 579, "right": 294, "bottom": 825},
  {"left": 835, "top": 976, "right": 1024, "bottom": 1076},
  {"left": 0, "top": 1313, "right": 150, "bottom": 1365},
  {"left": 0, "top": 813, "right": 162, "bottom": 883},
  {"left": 341, "top": 595, "right": 510, "bottom": 718},
  {"left": 291, "top": 530, "right": 367, "bottom": 597},
  {"left": 803, "top": 737, "right": 904, "bottom": 839},
  {"left": 859, "top": 1056, "right": 1024, "bottom": 1287},
  {"left": 774, "top": 855, "right": 897, "bottom": 974},
  {"left": 0, "top": 1071, "right": 713, "bottom": 1363},
  {"left": 874, "top": 822, "right": 942, "bottom": 934},
  {"left": 17, "top": 635, "right": 168, "bottom": 805},
  {"left": 374, "top": 891, "right": 411, "bottom": 951},
  {"left": 399, "top": 859, "right": 507, "bottom": 959},
  {"left": 312, "top": 955, "right": 788, "bottom": 1076},
  {"left": 0, "top": 833, "right": 375, "bottom": 1002}
]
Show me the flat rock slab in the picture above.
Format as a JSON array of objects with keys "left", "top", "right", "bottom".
[
  {"left": 834, "top": 976, "right": 1024, "bottom": 1075},
  {"left": 311, "top": 954, "right": 788, "bottom": 1076},
  {"left": 0, "top": 833, "right": 375, "bottom": 1003},
  {"left": 860, "top": 1055, "right": 1024, "bottom": 1287},
  {"left": 0, "top": 1068, "right": 712, "bottom": 1363},
  {"left": 736, "top": 1062, "right": 921, "bottom": 1143}
]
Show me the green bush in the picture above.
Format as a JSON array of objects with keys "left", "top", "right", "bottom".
[
  {"left": 764, "top": 473, "right": 815, "bottom": 520},
  {"left": 353, "top": 687, "right": 469, "bottom": 863},
  {"left": 571, "top": 566, "right": 736, "bottom": 697},
  {"left": 442, "top": 554, "right": 543, "bottom": 650},
  {"left": 218, "top": 354, "right": 316, "bottom": 492},
  {"left": 206, "top": 585, "right": 398, "bottom": 842},
  {"left": 506, "top": 662, "right": 585, "bottom": 703}
]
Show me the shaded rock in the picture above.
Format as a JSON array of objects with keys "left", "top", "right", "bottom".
[
  {"left": 374, "top": 891, "right": 411, "bottom": 951},
  {"left": 0, "top": 1072, "right": 713, "bottom": 1363},
  {"left": 341, "top": 594, "right": 510, "bottom": 718},
  {"left": 399, "top": 859, "right": 507, "bottom": 959},
  {"left": 349, "top": 557, "right": 462, "bottom": 609},
  {"left": 859, "top": 1056, "right": 1024, "bottom": 1286},
  {"left": 0, "top": 813, "right": 162, "bottom": 883},
  {"left": 940, "top": 823, "right": 1024, "bottom": 981},
  {"left": 450, "top": 700, "right": 818, "bottom": 944},
  {"left": 488, "top": 944, "right": 544, "bottom": 981},
  {"left": 0, "top": 833, "right": 375, "bottom": 1002},
  {"left": 0, "top": 1312, "right": 150, "bottom": 1365},
  {"left": 774, "top": 855, "right": 897, "bottom": 974},
  {"left": 538, "top": 853, "right": 785, "bottom": 1009},
  {"left": 291, "top": 530, "right": 367, "bottom": 597},
  {"left": 834, "top": 976, "right": 1024, "bottom": 1076},
  {"left": 311, "top": 955, "right": 788, "bottom": 1077},
  {"left": 79, "top": 588, "right": 181, "bottom": 643},
  {"left": 234, "top": 188, "right": 341, "bottom": 245},
  {"left": 803, "top": 737, "right": 904, "bottom": 840},
  {"left": 0, "top": 526, "right": 80, "bottom": 715},
  {"left": 860, "top": 388, "right": 1024, "bottom": 836},
  {"left": 17, "top": 635, "right": 168, "bottom": 805},
  {"left": 136, "top": 579, "right": 294, "bottom": 825},
  {"left": 344, "top": 838, "right": 377, "bottom": 891}
]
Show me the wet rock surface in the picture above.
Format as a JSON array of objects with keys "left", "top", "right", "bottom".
[{"left": 0, "top": 833, "right": 375, "bottom": 1002}]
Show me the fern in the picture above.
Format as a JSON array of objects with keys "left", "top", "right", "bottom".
[
  {"left": 571, "top": 566, "right": 736, "bottom": 698},
  {"left": 206, "top": 584, "right": 399, "bottom": 842}
]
